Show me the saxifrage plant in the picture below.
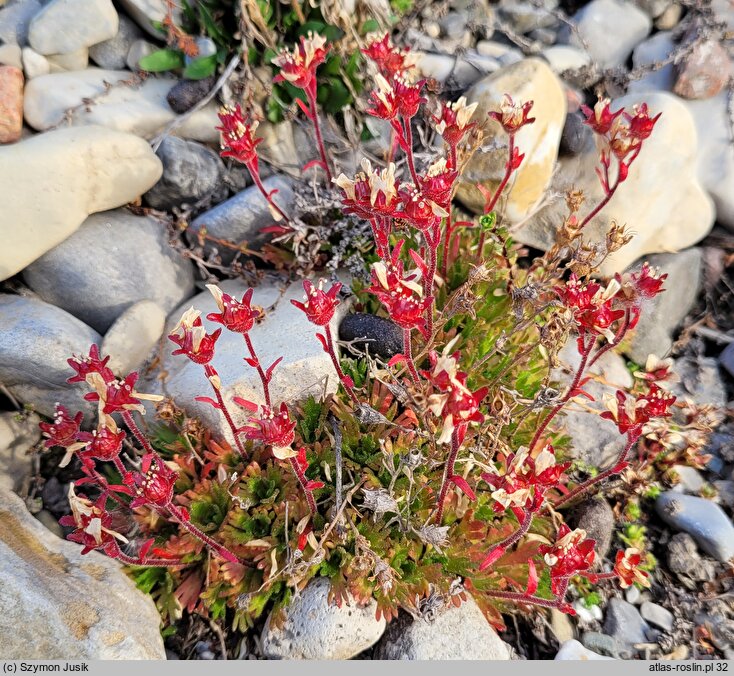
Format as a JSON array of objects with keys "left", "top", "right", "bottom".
[{"left": 42, "top": 32, "right": 680, "bottom": 632}]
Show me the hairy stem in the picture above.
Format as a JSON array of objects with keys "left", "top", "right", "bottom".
[
  {"left": 250, "top": 169, "right": 291, "bottom": 224},
  {"left": 527, "top": 334, "right": 595, "bottom": 452},
  {"left": 121, "top": 411, "right": 158, "bottom": 456},
  {"left": 167, "top": 503, "right": 241, "bottom": 564},
  {"left": 116, "top": 551, "right": 186, "bottom": 567},
  {"left": 307, "top": 88, "right": 332, "bottom": 182},
  {"left": 402, "top": 329, "right": 421, "bottom": 385},
  {"left": 205, "top": 365, "right": 247, "bottom": 457},
  {"left": 434, "top": 427, "right": 461, "bottom": 524},
  {"left": 244, "top": 333, "right": 271, "bottom": 407},
  {"left": 553, "top": 431, "right": 639, "bottom": 509},
  {"left": 403, "top": 118, "right": 421, "bottom": 186},
  {"left": 289, "top": 457, "right": 317, "bottom": 516},
  {"left": 324, "top": 325, "right": 359, "bottom": 404}
]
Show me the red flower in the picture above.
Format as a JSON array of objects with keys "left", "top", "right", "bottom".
[
  {"left": 482, "top": 445, "right": 569, "bottom": 512},
  {"left": 366, "top": 73, "right": 399, "bottom": 121},
  {"left": 397, "top": 186, "right": 447, "bottom": 233},
  {"left": 206, "top": 285, "right": 263, "bottom": 334},
  {"left": 539, "top": 524, "right": 596, "bottom": 595},
  {"left": 272, "top": 32, "right": 329, "bottom": 93},
  {"left": 638, "top": 383, "right": 676, "bottom": 419},
  {"left": 367, "top": 241, "right": 431, "bottom": 337},
  {"left": 488, "top": 95, "right": 535, "bottom": 134},
  {"left": 422, "top": 341, "right": 487, "bottom": 444},
  {"left": 393, "top": 75, "right": 426, "bottom": 119},
  {"left": 216, "top": 104, "right": 263, "bottom": 169},
  {"left": 169, "top": 308, "right": 221, "bottom": 364},
  {"left": 60, "top": 485, "right": 128, "bottom": 556},
  {"left": 613, "top": 547, "right": 650, "bottom": 588},
  {"left": 127, "top": 454, "right": 178, "bottom": 508},
  {"left": 434, "top": 96, "right": 478, "bottom": 151},
  {"left": 78, "top": 425, "right": 126, "bottom": 463},
  {"left": 581, "top": 98, "right": 623, "bottom": 135},
  {"left": 84, "top": 371, "right": 156, "bottom": 416},
  {"left": 334, "top": 159, "right": 400, "bottom": 221},
  {"left": 627, "top": 262, "right": 667, "bottom": 300},
  {"left": 290, "top": 280, "right": 342, "bottom": 327},
  {"left": 39, "top": 404, "right": 83, "bottom": 449},
  {"left": 556, "top": 274, "right": 624, "bottom": 341},
  {"left": 67, "top": 344, "right": 113, "bottom": 384},
  {"left": 237, "top": 401, "right": 296, "bottom": 455},
  {"left": 361, "top": 33, "right": 416, "bottom": 80},
  {"left": 421, "top": 158, "right": 458, "bottom": 208},
  {"left": 624, "top": 103, "right": 661, "bottom": 140}
]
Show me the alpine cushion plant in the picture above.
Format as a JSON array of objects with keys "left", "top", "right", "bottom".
[{"left": 43, "top": 31, "right": 676, "bottom": 634}]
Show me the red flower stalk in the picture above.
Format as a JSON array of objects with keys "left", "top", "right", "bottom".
[
  {"left": 290, "top": 279, "right": 342, "bottom": 326},
  {"left": 578, "top": 99, "right": 660, "bottom": 229},
  {"left": 168, "top": 308, "right": 221, "bottom": 365},
  {"left": 67, "top": 344, "right": 114, "bottom": 384},
  {"left": 538, "top": 525, "right": 596, "bottom": 595},
  {"left": 361, "top": 32, "right": 417, "bottom": 80},
  {"left": 613, "top": 547, "right": 650, "bottom": 588},
  {"left": 237, "top": 400, "right": 297, "bottom": 459},
  {"left": 217, "top": 105, "right": 291, "bottom": 224},
  {"left": 272, "top": 32, "right": 332, "bottom": 181}
]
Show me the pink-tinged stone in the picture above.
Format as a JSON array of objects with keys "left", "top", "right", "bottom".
[
  {"left": 674, "top": 40, "right": 732, "bottom": 100},
  {"left": 0, "top": 65, "right": 23, "bottom": 144}
]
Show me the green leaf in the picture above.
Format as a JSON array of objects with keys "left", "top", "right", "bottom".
[
  {"left": 480, "top": 212, "right": 497, "bottom": 231},
  {"left": 361, "top": 18, "right": 380, "bottom": 34},
  {"left": 138, "top": 48, "right": 185, "bottom": 73},
  {"left": 182, "top": 54, "right": 217, "bottom": 80},
  {"left": 319, "top": 78, "right": 352, "bottom": 114}
]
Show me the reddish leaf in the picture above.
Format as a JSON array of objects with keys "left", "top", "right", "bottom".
[
  {"left": 450, "top": 475, "right": 476, "bottom": 500},
  {"left": 194, "top": 396, "right": 220, "bottom": 410},
  {"left": 525, "top": 558, "right": 538, "bottom": 596},
  {"left": 266, "top": 356, "right": 283, "bottom": 381},
  {"left": 479, "top": 546, "right": 506, "bottom": 571}
]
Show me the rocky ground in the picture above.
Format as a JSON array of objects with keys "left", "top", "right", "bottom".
[{"left": 1, "top": 0, "right": 733, "bottom": 661}]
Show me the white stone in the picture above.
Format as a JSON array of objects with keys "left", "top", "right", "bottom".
[
  {"left": 457, "top": 58, "right": 567, "bottom": 220},
  {"left": 555, "top": 639, "right": 614, "bottom": 660},
  {"left": 566, "top": 0, "right": 651, "bottom": 69},
  {"left": 0, "top": 43, "right": 22, "bottom": 68},
  {"left": 627, "top": 32, "right": 676, "bottom": 93},
  {"left": 374, "top": 596, "right": 511, "bottom": 660},
  {"left": 0, "top": 411, "right": 40, "bottom": 493},
  {"left": 515, "top": 92, "right": 715, "bottom": 274},
  {"left": 20, "top": 46, "right": 48, "bottom": 78},
  {"left": 125, "top": 38, "right": 154, "bottom": 70},
  {"left": 261, "top": 577, "right": 386, "bottom": 659},
  {"left": 414, "top": 51, "right": 502, "bottom": 89},
  {"left": 0, "top": 125, "right": 162, "bottom": 280},
  {"left": 148, "top": 278, "right": 349, "bottom": 443},
  {"left": 542, "top": 44, "right": 592, "bottom": 74},
  {"left": 28, "top": 0, "right": 118, "bottom": 55},
  {"left": 47, "top": 46, "right": 88, "bottom": 72},
  {"left": 117, "top": 0, "right": 180, "bottom": 37},
  {"left": 101, "top": 300, "right": 167, "bottom": 374},
  {"left": 23, "top": 68, "right": 220, "bottom": 141},
  {"left": 685, "top": 93, "right": 734, "bottom": 231},
  {"left": 0, "top": 488, "right": 166, "bottom": 659}
]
